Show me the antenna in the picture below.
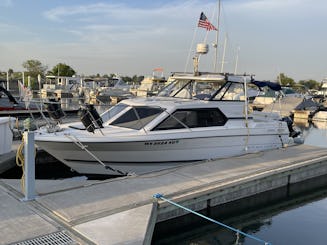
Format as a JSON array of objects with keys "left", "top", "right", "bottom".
[
  {"left": 193, "top": 43, "right": 209, "bottom": 75},
  {"left": 214, "top": 0, "right": 221, "bottom": 72}
]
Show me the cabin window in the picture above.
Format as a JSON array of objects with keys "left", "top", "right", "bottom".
[
  {"left": 153, "top": 108, "right": 227, "bottom": 131},
  {"left": 110, "top": 106, "right": 164, "bottom": 130}
]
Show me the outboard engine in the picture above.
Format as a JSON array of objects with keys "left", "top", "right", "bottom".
[
  {"left": 80, "top": 104, "right": 103, "bottom": 133},
  {"left": 281, "top": 116, "right": 301, "bottom": 138},
  {"left": 45, "top": 98, "right": 65, "bottom": 120}
]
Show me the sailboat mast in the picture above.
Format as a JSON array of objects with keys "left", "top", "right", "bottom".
[
  {"left": 234, "top": 46, "right": 240, "bottom": 74},
  {"left": 220, "top": 34, "right": 227, "bottom": 72},
  {"left": 214, "top": 0, "right": 221, "bottom": 72}
]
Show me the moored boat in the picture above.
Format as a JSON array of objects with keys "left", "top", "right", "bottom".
[{"left": 34, "top": 71, "right": 300, "bottom": 176}]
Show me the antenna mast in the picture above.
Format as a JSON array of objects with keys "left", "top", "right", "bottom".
[
  {"left": 220, "top": 34, "right": 227, "bottom": 72},
  {"left": 234, "top": 46, "right": 240, "bottom": 74},
  {"left": 214, "top": 0, "right": 221, "bottom": 72}
]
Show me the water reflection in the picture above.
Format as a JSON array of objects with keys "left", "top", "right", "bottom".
[
  {"left": 153, "top": 180, "right": 327, "bottom": 245},
  {"left": 298, "top": 121, "right": 327, "bottom": 148}
]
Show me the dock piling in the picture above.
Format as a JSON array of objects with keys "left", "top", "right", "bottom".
[{"left": 22, "top": 131, "right": 36, "bottom": 201}]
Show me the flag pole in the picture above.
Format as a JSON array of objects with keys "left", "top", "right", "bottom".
[{"left": 214, "top": 0, "right": 221, "bottom": 72}]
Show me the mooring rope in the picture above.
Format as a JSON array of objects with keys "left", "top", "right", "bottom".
[
  {"left": 153, "top": 193, "right": 272, "bottom": 245},
  {"left": 64, "top": 134, "right": 128, "bottom": 176}
]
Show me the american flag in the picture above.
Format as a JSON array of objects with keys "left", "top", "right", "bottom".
[{"left": 198, "top": 12, "right": 217, "bottom": 31}]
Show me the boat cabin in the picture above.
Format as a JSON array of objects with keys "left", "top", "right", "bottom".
[{"left": 94, "top": 74, "right": 255, "bottom": 132}]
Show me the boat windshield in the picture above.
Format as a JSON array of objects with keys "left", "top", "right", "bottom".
[
  {"left": 101, "top": 103, "right": 129, "bottom": 122},
  {"left": 109, "top": 105, "right": 165, "bottom": 130},
  {"left": 212, "top": 81, "right": 246, "bottom": 101},
  {"left": 157, "top": 78, "right": 222, "bottom": 100}
]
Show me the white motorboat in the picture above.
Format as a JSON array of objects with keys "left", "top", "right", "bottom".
[
  {"left": 252, "top": 86, "right": 307, "bottom": 111},
  {"left": 40, "top": 75, "right": 82, "bottom": 99},
  {"left": 34, "top": 72, "right": 300, "bottom": 176},
  {"left": 83, "top": 76, "right": 134, "bottom": 104},
  {"left": 130, "top": 68, "right": 167, "bottom": 97}
]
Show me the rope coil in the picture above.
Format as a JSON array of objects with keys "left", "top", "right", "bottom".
[{"left": 16, "top": 137, "right": 25, "bottom": 192}]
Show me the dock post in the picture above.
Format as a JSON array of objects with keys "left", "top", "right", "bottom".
[{"left": 22, "top": 131, "right": 36, "bottom": 201}]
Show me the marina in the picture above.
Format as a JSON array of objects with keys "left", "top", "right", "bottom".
[
  {"left": 1, "top": 138, "right": 327, "bottom": 244},
  {"left": 1, "top": 42, "right": 327, "bottom": 245},
  {"left": 1, "top": 47, "right": 327, "bottom": 245},
  {"left": 1, "top": 1, "right": 327, "bottom": 244}
]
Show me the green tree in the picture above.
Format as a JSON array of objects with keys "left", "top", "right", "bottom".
[
  {"left": 6, "top": 69, "right": 13, "bottom": 88},
  {"left": 22, "top": 59, "right": 48, "bottom": 89},
  {"left": 12, "top": 71, "right": 23, "bottom": 80},
  {"left": 22, "top": 59, "right": 47, "bottom": 78},
  {"left": 0, "top": 71, "right": 6, "bottom": 80},
  {"left": 47, "top": 63, "right": 76, "bottom": 77},
  {"left": 298, "top": 79, "right": 320, "bottom": 90},
  {"left": 8, "top": 68, "right": 13, "bottom": 78},
  {"left": 121, "top": 76, "right": 132, "bottom": 83},
  {"left": 277, "top": 73, "right": 295, "bottom": 87}
]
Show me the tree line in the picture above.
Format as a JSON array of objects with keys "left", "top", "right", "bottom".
[
  {"left": 277, "top": 73, "right": 321, "bottom": 91},
  {"left": 0, "top": 59, "right": 144, "bottom": 89},
  {"left": 0, "top": 59, "right": 323, "bottom": 91}
]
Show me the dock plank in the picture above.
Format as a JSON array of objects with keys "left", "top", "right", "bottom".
[
  {"left": 0, "top": 184, "right": 58, "bottom": 245},
  {"left": 74, "top": 204, "right": 155, "bottom": 245}
]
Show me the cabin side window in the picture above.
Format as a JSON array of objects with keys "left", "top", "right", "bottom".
[
  {"left": 153, "top": 108, "right": 227, "bottom": 131},
  {"left": 110, "top": 106, "right": 164, "bottom": 130}
]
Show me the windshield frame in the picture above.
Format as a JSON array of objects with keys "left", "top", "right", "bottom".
[
  {"left": 157, "top": 78, "right": 223, "bottom": 100},
  {"left": 107, "top": 105, "right": 166, "bottom": 130}
]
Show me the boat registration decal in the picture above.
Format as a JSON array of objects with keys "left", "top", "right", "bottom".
[{"left": 144, "top": 140, "right": 179, "bottom": 146}]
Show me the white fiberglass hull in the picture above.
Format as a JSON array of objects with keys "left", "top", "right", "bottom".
[{"left": 36, "top": 128, "right": 291, "bottom": 176}]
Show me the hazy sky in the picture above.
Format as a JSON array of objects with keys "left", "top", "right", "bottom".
[{"left": 0, "top": 0, "right": 326, "bottom": 82}]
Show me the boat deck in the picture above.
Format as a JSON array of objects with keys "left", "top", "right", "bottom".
[{"left": 1, "top": 144, "right": 327, "bottom": 244}]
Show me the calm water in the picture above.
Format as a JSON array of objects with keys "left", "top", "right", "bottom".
[{"left": 153, "top": 121, "right": 327, "bottom": 245}]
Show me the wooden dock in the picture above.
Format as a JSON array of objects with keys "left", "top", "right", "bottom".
[{"left": 1, "top": 144, "right": 327, "bottom": 244}]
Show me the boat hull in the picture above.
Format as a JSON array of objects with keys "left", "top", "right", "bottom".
[{"left": 36, "top": 131, "right": 290, "bottom": 176}]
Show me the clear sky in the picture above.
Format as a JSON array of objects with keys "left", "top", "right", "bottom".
[{"left": 0, "top": 0, "right": 326, "bottom": 82}]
